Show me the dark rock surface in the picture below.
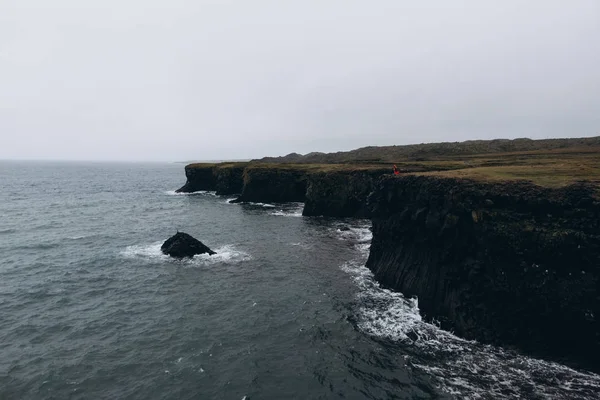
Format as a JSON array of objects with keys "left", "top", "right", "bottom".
[
  {"left": 161, "top": 232, "right": 216, "bottom": 258},
  {"left": 176, "top": 165, "right": 217, "bottom": 193},
  {"left": 366, "top": 175, "right": 600, "bottom": 372},
  {"left": 234, "top": 166, "right": 308, "bottom": 203},
  {"left": 214, "top": 165, "right": 245, "bottom": 195},
  {"left": 303, "top": 169, "right": 388, "bottom": 217}
]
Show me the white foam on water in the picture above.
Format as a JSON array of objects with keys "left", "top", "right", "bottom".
[
  {"left": 244, "top": 202, "right": 276, "bottom": 208},
  {"left": 224, "top": 198, "right": 237, "bottom": 204},
  {"left": 339, "top": 230, "right": 600, "bottom": 399},
  {"left": 334, "top": 223, "right": 372, "bottom": 254},
  {"left": 66, "top": 234, "right": 99, "bottom": 240},
  {"left": 165, "top": 190, "right": 217, "bottom": 196},
  {"left": 290, "top": 242, "right": 312, "bottom": 249},
  {"left": 120, "top": 243, "right": 251, "bottom": 265},
  {"left": 269, "top": 210, "right": 303, "bottom": 217},
  {"left": 269, "top": 203, "right": 304, "bottom": 217},
  {"left": 121, "top": 242, "right": 166, "bottom": 260},
  {"left": 189, "top": 244, "right": 252, "bottom": 266}
]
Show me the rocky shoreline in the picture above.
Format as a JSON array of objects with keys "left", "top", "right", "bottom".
[
  {"left": 176, "top": 161, "right": 599, "bottom": 371},
  {"left": 367, "top": 175, "right": 600, "bottom": 372}
]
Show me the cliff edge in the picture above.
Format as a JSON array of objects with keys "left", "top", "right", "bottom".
[{"left": 367, "top": 175, "right": 600, "bottom": 371}]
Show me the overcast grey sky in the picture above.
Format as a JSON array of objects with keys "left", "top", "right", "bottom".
[{"left": 1, "top": 0, "right": 599, "bottom": 161}]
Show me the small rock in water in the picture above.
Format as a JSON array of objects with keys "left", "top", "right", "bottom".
[{"left": 161, "top": 232, "right": 216, "bottom": 258}]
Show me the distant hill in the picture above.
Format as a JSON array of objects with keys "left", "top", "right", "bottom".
[{"left": 256, "top": 136, "right": 600, "bottom": 164}]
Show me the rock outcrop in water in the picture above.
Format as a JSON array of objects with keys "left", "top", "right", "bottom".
[
  {"left": 366, "top": 175, "right": 600, "bottom": 371},
  {"left": 161, "top": 232, "right": 216, "bottom": 258}
]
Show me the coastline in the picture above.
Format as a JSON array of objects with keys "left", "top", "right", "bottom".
[{"left": 175, "top": 137, "right": 600, "bottom": 371}]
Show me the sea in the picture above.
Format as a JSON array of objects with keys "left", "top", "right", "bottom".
[{"left": 1, "top": 160, "right": 599, "bottom": 400}]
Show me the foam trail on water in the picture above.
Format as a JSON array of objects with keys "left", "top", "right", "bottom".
[
  {"left": 244, "top": 202, "right": 276, "bottom": 208},
  {"left": 334, "top": 222, "right": 372, "bottom": 254},
  {"left": 120, "top": 243, "right": 251, "bottom": 265},
  {"left": 165, "top": 190, "right": 217, "bottom": 196},
  {"left": 121, "top": 242, "right": 165, "bottom": 259},
  {"left": 269, "top": 202, "right": 304, "bottom": 217},
  {"left": 337, "top": 225, "right": 600, "bottom": 399}
]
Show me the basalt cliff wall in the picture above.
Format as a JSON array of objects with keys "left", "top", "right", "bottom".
[
  {"left": 177, "top": 163, "right": 391, "bottom": 216},
  {"left": 302, "top": 169, "right": 388, "bottom": 217},
  {"left": 232, "top": 166, "right": 308, "bottom": 203},
  {"left": 176, "top": 164, "right": 217, "bottom": 193},
  {"left": 367, "top": 175, "right": 600, "bottom": 371},
  {"left": 214, "top": 165, "right": 246, "bottom": 195},
  {"left": 176, "top": 164, "right": 246, "bottom": 195}
]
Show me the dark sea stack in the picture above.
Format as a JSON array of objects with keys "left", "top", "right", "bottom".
[
  {"left": 303, "top": 169, "right": 388, "bottom": 217},
  {"left": 367, "top": 175, "right": 600, "bottom": 371},
  {"left": 161, "top": 232, "right": 216, "bottom": 258}
]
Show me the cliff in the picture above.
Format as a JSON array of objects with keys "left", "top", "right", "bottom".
[
  {"left": 214, "top": 164, "right": 246, "bottom": 195},
  {"left": 303, "top": 169, "right": 388, "bottom": 217},
  {"left": 367, "top": 175, "right": 600, "bottom": 371},
  {"left": 176, "top": 164, "right": 216, "bottom": 193},
  {"left": 176, "top": 163, "right": 247, "bottom": 195},
  {"left": 176, "top": 143, "right": 600, "bottom": 371},
  {"left": 232, "top": 165, "right": 308, "bottom": 203}
]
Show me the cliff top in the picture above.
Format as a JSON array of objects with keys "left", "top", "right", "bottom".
[
  {"left": 416, "top": 147, "right": 600, "bottom": 189},
  {"left": 185, "top": 138, "right": 600, "bottom": 189}
]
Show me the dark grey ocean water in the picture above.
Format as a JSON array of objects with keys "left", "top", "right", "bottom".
[{"left": 1, "top": 161, "right": 599, "bottom": 400}]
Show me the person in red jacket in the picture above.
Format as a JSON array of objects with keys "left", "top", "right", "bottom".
[{"left": 393, "top": 164, "right": 400, "bottom": 175}]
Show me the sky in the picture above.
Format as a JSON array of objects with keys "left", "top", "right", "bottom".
[{"left": 1, "top": 0, "right": 599, "bottom": 161}]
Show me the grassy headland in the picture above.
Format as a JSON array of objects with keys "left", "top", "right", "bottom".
[{"left": 186, "top": 137, "right": 600, "bottom": 189}]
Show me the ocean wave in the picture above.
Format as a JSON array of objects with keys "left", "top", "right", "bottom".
[
  {"left": 14, "top": 242, "right": 60, "bottom": 251},
  {"left": 269, "top": 210, "right": 303, "bottom": 217},
  {"left": 66, "top": 234, "right": 99, "bottom": 240},
  {"left": 334, "top": 223, "right": 372, "bottom": 254},
  {"left": 244, "top": 202, "right": 276, "bottom": 208},
  {"left": 0, "top": 228, "right": 17, "bottom": 235},
  {"left": 290, "top": 242, "right": 313, "bottom": 249},
  {"left": 120, "top": 242, "right": 251, "bottom": 265},
  {"left": 341, "top": 259, "right": 600, "bottom": 399},
  {"left": 165, "top": 190, "right": 217, "bottom": 196},
  {"left": 269, "top": 203, "right": 304, "bottom": 217}
]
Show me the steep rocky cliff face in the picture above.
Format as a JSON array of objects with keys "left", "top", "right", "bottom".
[
  {"left": 233, "top": 166, "right": 308, "bottom": 203},
  {"left": 303, "top": 169, "right": 388, "bottom": 217},
  {"left": 367, "top": 175, "right": 600, "bottom": 371},
  {"left": 176, "top": 165, "right": 216, "bottom": 193},
  {"left": 214, "top": 165, "right": 245, "bottom": 195}
]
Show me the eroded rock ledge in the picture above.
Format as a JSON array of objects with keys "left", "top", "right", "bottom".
[{"left": 367, "top": 175, "right": 600, "bottom": 371}]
